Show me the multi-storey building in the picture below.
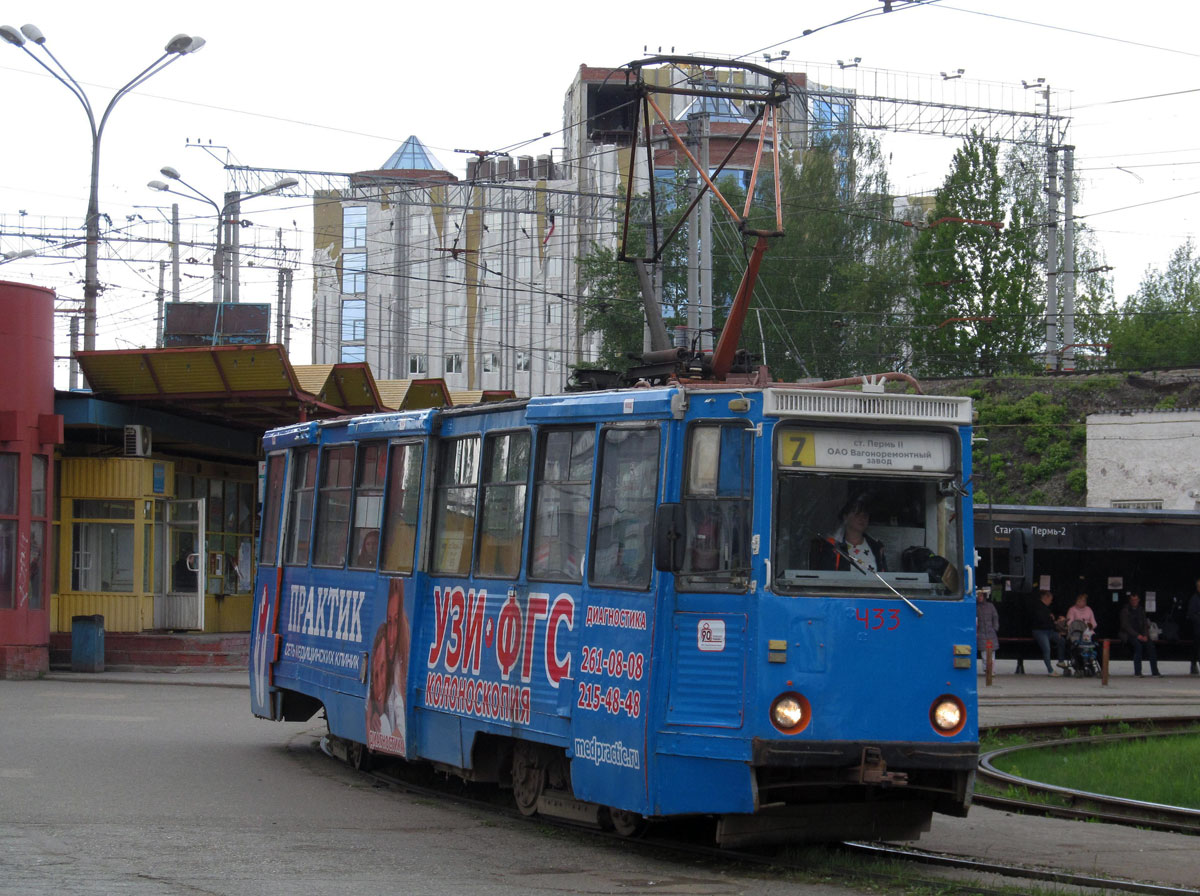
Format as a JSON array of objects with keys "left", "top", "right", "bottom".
[
  {"left": 312, "top": 62, "right": 852, "bottom": 395},
  {"left": 312, "top": 135, "right": 605, "bottom": 394}
]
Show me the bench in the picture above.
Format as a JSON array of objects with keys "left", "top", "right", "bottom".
[{"left": 992, "top": 636, "right": 1195, "bottom": 673}]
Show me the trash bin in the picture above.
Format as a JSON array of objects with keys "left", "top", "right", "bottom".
[{"left": 71, "top": 614, "right": 105, "bottom": 673}]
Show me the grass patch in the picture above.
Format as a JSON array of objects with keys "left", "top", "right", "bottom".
[{"left": 989, "top": 732, "right": 1200, "bottom": 808}]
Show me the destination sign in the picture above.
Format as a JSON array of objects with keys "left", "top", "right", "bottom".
[{"left": 777, "top": 429, "right": 953, "bottom": 472}]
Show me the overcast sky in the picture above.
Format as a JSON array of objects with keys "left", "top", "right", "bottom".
[{"left": 2, "top": 0, "right": 1199, "bottom": 379}]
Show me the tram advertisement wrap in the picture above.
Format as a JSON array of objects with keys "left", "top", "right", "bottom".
[
  {"left": 366, "top": 578, "right": 410, "bottom": 757},
  {"left": 422, "top": 584, "right": 575, "bottom": 726},
  {"left": 569, "top": 595, "right": 651, "bottom": 806}
]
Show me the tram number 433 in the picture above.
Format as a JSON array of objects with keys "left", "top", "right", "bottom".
[
  {"left": 578, "top": 682, "right": 642, "bottom": 718},
  {"left": 856, "top": 607, "right": 900, "bottom": 631}
]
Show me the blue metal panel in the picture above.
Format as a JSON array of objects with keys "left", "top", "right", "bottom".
[
  {"left": 652, "top": 754, "right": 756, "bottom": 815},
  {"left": 525, "top": 387, "right": 680, "bottom": 423},
  {"left": 753, "top": 599, "right": 977, "bottom": 744},
  {"left": 565, "top": 589, "right": 655, "bottom": 811},
  {"left": 345, "top": 409, "right": 436, "bottom": 438},
  {"left": 665, "top": 613, "right": 746, "bottom": 728},
  {"left": 437, "top": 405, "right": 531, "bottom": 436},
  {"left": 262, "top": 420, "right": 320, "bottom": 450}
]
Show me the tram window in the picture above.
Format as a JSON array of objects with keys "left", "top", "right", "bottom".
[
  {"left": 349, "top": 441, "right": 387, "bottom": 570},
  {"left": 259, "top": 453, "right": 286, "bottom": 565},
  {"left": 591, "top": 427, "right": 659, "bottom": 590},
  {"left": 529, "top": 428, "right": 594, "bottom": 583},
  {"left": 313, "top": 445, "right": 355, "bottom": 567},
  {"left": 284, "top": 447, "right": 317, "bottom": 565},
  {"left": 679, "top": 423, "right": 753, "bottom": 592},
  {"left": 774, "top": 473, "right": 961, "bottom": 597},
  {"left": 431, "top": 437, "right": 480, "bottom": 576},
  {"left": 381, "top": 441, "right": 423, "bottom": 574},
  {"left": 477, "top": 431, "right": 530, "bottom": 578}
]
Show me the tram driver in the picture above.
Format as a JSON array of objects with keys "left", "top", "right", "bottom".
[{"left": 812, "top": 491, "right": 888, "bottom": 574}]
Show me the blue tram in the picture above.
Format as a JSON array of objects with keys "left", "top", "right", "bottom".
[{"left": 250, "top": 379, "right": 978, "bottom": 844}]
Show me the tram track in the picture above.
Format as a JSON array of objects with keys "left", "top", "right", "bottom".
[
  {"left": 314, "top": 731, "right": 1200, "bottom": 896},
  {"left": 975, "top": 716, "right": 1200, "bottom": 835}
]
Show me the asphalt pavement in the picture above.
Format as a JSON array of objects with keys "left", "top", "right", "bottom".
[{"left": 2, "top": 661, "right": 1196, "bottom": 894}]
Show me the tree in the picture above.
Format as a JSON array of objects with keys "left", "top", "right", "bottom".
[
  {"left": 579, "top": 131, "right": 913, "bottom": 382},
  {"left": 576, "top": 242, "right": 646, "bottom": 371},
  {"left": 750, "top": 131, "right": 912, "bottom": 380},
  {"left": 1105, "top": 240, "right": 1200, "bottom": 368},
  {"left": 909, "top": 131, "right": 1044, "bottom": 376},
  {"left": 577, "top": 168, "right": 750, "bottom": 371}
]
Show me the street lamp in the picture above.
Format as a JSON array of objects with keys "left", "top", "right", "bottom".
[
  {"left": 148, "top": 169, "right": 298, "bottom": 302},
  {"left": 0, "top": 23, "right": 204, "bottom": 351}
]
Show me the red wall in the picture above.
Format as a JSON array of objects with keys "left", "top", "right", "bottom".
[{"left": 0, "top": 279, "right": 61, "bottom": 678}]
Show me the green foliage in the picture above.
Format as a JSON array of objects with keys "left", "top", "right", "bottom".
[
  {"left": 990, "top": 734, "right": 1200, "bottom": 809},
  {"left": 1106, "top": 239, "right": 1200, "bottom": 368},
  {"left": 576, "top": 242, "right": 647, "bottom": 370},
  {"left": 1066, "top": 468, "right": 1087, "bottom": 495},
  {"left": 752, "top": 134, "right": 913, "bottom": 379},
  {"left": 909, "top": 131, "right": 1045, "bottom": 376},
  {"left": 1155, "top": 395, "right": 1178, "bottom": 410},
  {"left": 977, "top": 391, "right": 1067, "bottom": 427},
  {"left": 576, "top": 168, "right": 750, "bottom": 371}
]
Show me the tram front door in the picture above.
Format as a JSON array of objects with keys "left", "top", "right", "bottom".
[{"left": 155, "top": 498, "right": 206, "bottom": 630}]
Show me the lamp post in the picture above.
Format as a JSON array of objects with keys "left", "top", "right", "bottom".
[
  {"left": 148, "top": 170, "right": 298, "bottom": 303},
  {"left": 0, "top": 23, "right": 204, "bottom": 352}
]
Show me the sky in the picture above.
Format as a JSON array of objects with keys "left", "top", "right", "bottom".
[{"left": 2, "top": 0, "right": 1199, "bottom": 383}]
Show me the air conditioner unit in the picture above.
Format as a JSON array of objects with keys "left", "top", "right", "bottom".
[{"left": 123, "top": 424, "right": 152, "bottom": 457}]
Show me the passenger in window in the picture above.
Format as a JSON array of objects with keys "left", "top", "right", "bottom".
[
  {"left": 354, "top": 530, "right": 379, "bottom": 569},
  {"left": 812, "top": 492, "right": 887, "bottom": 573}
]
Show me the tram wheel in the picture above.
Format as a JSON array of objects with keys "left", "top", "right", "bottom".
[
  {"left": 600, "top": 806, "right": 646, "bottom": 838},
  {"left": 511, "top": 743, "right": 545, "bottom": 816},
  {"left": 347, "top": 740, "right": 371, "bottom": 772}
]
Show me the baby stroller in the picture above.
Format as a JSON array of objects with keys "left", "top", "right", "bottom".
[{"left": 1067, "top": 620, "right": 1099, "bottom": 677}]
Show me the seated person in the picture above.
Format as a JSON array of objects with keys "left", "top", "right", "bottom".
[
  {"left": 1066, "top": 591, "right": 1098, "bottom": 641},
  {"left": 1032, "top": 589, "right": 1068, "bottom": 675},
  {"left": 812, "top": 493, "right": 887, "bottom": 573},
  {"left": 353, "top": 529, "right": 380, "bottom": 569},
  {"left": 1119, "top": 591, "right": 1161, "bottom": 677}
]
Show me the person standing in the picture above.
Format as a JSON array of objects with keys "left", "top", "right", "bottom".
[
  {"left": 976, "top": 587, "right": 1000, "bottom": 666},
  {"left": 1119, "top": 591, "right": 1161, "bottom": 677},
  {"left": 1032, "top": 589, "right": 1067, "bottom": 675},
  {"left": 1186, "top": 576, "right": 1200, "bottom": 676}
]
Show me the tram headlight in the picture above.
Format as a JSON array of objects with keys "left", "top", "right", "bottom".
[
  {"left": 769, "top": 692, "right": 811, "bottom": 735},
  {"left": 929, "top": 695, "right": 966, "bottom": 736}
]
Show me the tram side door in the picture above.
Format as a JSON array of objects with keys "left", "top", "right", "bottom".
[{"left": 155, "top": 498, "right": 206, "bottom": 630}]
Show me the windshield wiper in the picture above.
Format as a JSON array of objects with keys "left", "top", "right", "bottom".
[{"left": 815, "top": 532, "right": 924, "bottom": 618}]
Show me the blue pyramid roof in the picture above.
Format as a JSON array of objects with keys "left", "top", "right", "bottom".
[{"left": 382, "top": 136, "right": 446, "bottom": 171}]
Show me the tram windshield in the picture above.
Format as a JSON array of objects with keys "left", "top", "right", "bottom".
[{"left": 772, "top": 427, "right": 963, "bottom": 598}]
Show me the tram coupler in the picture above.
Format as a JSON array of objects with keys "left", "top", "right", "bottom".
[{"left": 846, "top": 746, "right": 909, "bottom": 786}]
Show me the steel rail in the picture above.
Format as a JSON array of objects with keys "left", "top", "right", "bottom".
[{"left": 313, "top": 731, "right": 1198, "bottom": 896}]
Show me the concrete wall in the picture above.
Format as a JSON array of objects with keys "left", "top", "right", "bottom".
[{"left": 1086, "top": 409, "right": 1200, "bottom": 510}]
